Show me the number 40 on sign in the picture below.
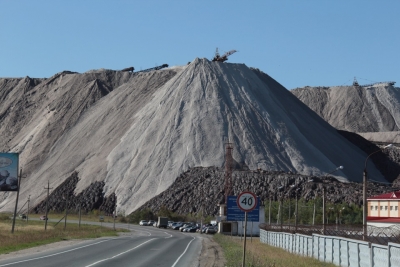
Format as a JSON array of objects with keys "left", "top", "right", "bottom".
[{"left": 237, "top": 191, "right": 257, "bottom": 212}]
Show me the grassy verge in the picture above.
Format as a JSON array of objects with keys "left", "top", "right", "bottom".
[
  {"left": 0, "top": 215, "right": 127, "bottom": 255},
  {"left": 213, "top": 234, "right": 336, "bottom": 267}
]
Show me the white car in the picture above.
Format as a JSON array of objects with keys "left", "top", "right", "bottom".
[{"left": 139, "top": 220, "right": 148, "bottom": 226}]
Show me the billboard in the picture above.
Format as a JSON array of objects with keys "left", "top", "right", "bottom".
[
  {"left": 226, "top": 195, "right": 260, "bottom": 222},
  {"left": 0, "top": 153, "right": 19, "bottom": 191}
]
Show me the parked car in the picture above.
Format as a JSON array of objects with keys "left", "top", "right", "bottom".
[
  {"left": 171, "top": 222, "right": 183, "bottom": 230},
  {"left": 205, "top": 225, "right": 218, "bottom": 234},
  {"left": 188, "top": 226, "right": 199, "bottom": 232},
  {"left": 139, "top": 220, "right": 148, "bottom": 226},
  {"left": 147, "top": 220, "right": 155, "bottom": 226},
  {"left": 40, "top": 215, "right": 48, "bottom": 220},
  {"left": 19, "top": 214, "right": 27, "bottom": 219},
  {"left": 179, "top": 223, "right": 192, "bottom": 231}
]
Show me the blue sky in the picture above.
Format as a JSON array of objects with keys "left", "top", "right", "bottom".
[{"left": 1, "top": 1, "right": 399, "bottom": 89}]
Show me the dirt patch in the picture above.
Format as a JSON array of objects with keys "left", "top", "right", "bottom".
[{"left": 198, "top": 235, "right": 226, "bottom": 267}]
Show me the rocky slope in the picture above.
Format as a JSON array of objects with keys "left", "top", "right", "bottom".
[
  {"left": 0, "top": 59, "right": 390, "bottom": 215},
  {"left": 138, "top": 166, "right": 397, "bottom": 216},
  {"left": 291, "top": 83, "right": 400, "bottom": 133}
]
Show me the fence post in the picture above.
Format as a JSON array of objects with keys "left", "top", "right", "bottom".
[
  {"left": 311, "top": 235, "right": 314, "bottom": 259},
  {"left": 370, "top": 244, "right": 373, "bottom": 267},
  {"left": 388, "top": 243, "right": 391, "bottom": 267},
  {"left": 339, "top": 238, "right": 341, "bottom": 266},
  {"left": 347, "top": 240, "right": 350, "bottom": 267}
]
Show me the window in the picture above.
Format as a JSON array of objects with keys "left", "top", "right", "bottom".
[
  {"left": 375, "top": 206, "right": 378, "bottom": 210},
  {"left": 380, "top": 206, "right": 383, "bottom": 210},
  {"left": 385, "top": 206, "right": 388, "bottom": 210},
  {"left": 370, "top": 206, "right": 374, "bottom": 210},
  {"left": 396, "top": 206, "right": 398, "bottom": 211},
  {"left": 390, "top": 206, "right": 393, "bottom": 211}
]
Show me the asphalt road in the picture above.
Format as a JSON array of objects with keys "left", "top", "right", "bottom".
[{"left": 0, "top": 221, "right": 203, "bottom": 267}]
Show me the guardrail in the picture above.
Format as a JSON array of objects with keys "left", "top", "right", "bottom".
[{"left": 260, "top": 229, "right": 400, "bottom": 267}]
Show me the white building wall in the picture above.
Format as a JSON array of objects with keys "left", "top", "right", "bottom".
[{"left": 236, "top": 207, "right": 265, "bottom": 236}]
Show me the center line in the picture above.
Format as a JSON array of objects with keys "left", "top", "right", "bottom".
[{"left": 84, "top": 238, "right": 156, "bottom": 267}]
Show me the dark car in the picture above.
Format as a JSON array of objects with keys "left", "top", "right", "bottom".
[
  {"left": 187, "top": 226, "right": 198, "bottom": 232},
  {"left": 171, "top": 222, "right": 183, "bottom": 230},
  {"left": 205, "top": 225, "right": 218, "bottom": 234}
]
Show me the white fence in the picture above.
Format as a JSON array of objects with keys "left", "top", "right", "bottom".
[{"left": 260, "top": 229, "right": 400, "bottom": 267}]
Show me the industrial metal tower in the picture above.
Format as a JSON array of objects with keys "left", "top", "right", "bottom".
[{"left": 224, "top": 142, "right": 234, "bottom": 203}]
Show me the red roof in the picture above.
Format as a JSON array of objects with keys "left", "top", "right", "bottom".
[
  {"left": 368, "top": 216, "right": 400, "bottom": 223},
  {"left": 367, "top": 191, "right": 400, "bottom": 200}
]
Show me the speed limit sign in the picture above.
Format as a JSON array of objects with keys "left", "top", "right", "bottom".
[{"left": 237, "top": 191, "right": 257, "bottom": 212}]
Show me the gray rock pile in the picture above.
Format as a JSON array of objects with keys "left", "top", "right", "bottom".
[
  {"left": 138, "top": 167, "right": 396, "bottom": 216},
  {"left": 33, "top": 171, "right": 116, "bottom": 215}
]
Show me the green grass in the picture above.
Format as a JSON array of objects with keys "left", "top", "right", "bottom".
[
  {"left": 213, "top": 234, "right": 337, "bottom": 267},
  {"left": 0, "top": 216, "right": 128, "bottom": 255}
]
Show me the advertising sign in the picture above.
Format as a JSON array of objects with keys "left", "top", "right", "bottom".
[
  {"left": 0, "top": 153, "right": 19, "bottom": 191},
  {"left": 226, "top": 195, "right": 260, "bottom": 222}
]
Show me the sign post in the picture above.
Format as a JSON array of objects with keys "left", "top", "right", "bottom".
[{"left": 237, "top": 191, "right": 257, "bottom": 267}]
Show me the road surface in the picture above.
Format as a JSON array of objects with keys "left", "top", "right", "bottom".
[{"left": 0, "top": 221, "right": 203, "bottom": 267}]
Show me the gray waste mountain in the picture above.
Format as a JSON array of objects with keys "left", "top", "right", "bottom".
[
  {"left": 291, "top": 83, "right": 400, "bottom": 133},
  {"left": 0, "top": 59, "right": 386, "bottom": 214}
]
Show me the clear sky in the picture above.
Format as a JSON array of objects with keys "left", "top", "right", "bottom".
[{"left": 1, "top": 1, "right": 399, "bottom": 89}]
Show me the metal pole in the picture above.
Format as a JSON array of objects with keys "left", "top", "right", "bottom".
[
  {"left": 280, "top": 197, "right": 283, "bottom": 231},
  {"left": 27, "top": 195, "right": 30, "bottom": 222},
  {"left": 44, "top": 181, "right": 52, "bottom": 231},
  {"left": 251, "top": 221, "right": 253, "bottom": 243},
  {"left": 323, "top": 187, "right": 326, "bottom": 235},
  {"left": 11, "top": 168, "right": 22, "bottom": 234},
  {"left": 64, "top": 193, "right": 68, "bottom": 230},
  {"left": 295, "top": 190, "right": 298, "bottom": 232},
  {"left": 200, "top": 202, "right": 203, "bottom": 234},
  {"left": 288, "top": 198, "right": 291, "bottom": 229},
  {"left": 79, "top": 202, "right": 81, "bottom": 228},
  {"left": 361, "top": 145, "right": 392, "bottom": 241},
  {"left": 242, "top": 212, "right": 248, "bottom": 267},
  {"left": 268, "top": 197, "right": 271, "bottom": 225},
  {"left": 313, "top": 201, "right": 315, "bottom": 226},
  {"left": 113, "top": 203, "right": 117, "bottom": 231},
  {"left": 363, "top": 169, "right": 367, "bottom": 240}
]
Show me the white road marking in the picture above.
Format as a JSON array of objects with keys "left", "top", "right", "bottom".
[
  {"left": 84, "top": 238, "right": 156, "bottom": 267},
  {"left": 171, "top": 236, "right": 196, "bottom": 267},
  {"left": 0, "top": 239, "right": 112, "bottom": 267},
  {"left": 164, "top": 232, "right": 173, "bottom": 238}
]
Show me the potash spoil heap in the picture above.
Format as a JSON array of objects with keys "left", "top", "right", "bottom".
[{"left": 0, "top": 59, "right": 394, "bottom": 214}]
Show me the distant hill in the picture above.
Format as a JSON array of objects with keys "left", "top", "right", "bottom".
[{"left": 291, "top": 83, "right": 400, "bottom": 133}]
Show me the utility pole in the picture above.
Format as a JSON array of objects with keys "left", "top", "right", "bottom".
[
  {"left": 64, "top": 193, "right": 69, "bottom": 230},
  {"left": 363, "top": 169, "right": 368, "bottom": 241},
  {"left": 268, "top": 197, "right": 271, "bottom": 225},
  {"left": 295, "top": 190, "right": 298, "bottom": 232},
  {"left": 280, "top": 197, "right": 283, "bottom": 232},
  {"left": 27, "top": 195, "right": 30, "bottom": 222},
  {"left": 288, "top": 199, "right": 291, "bottom": 229},
  {"left": 113, "top": 202, "right": 117, "bottom": 231},
  {"left": 44, "top": 181, "right": 52, "bottom": 231},
  {"left": 312, "top": 201, "right": 316, "bottom": 226},
  {"left": 78, "top": 201, "right": 81, "bottom": 228},
  {"left": 11, "top": 168, "right": 22, "bottom": 234},
  {"left": 322, "top": 187, "right": 326, "bottom": 235}
]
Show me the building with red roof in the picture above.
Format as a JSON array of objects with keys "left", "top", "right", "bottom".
[{"left": 367, "top": 191, "right": 400, "bottom": 225}]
